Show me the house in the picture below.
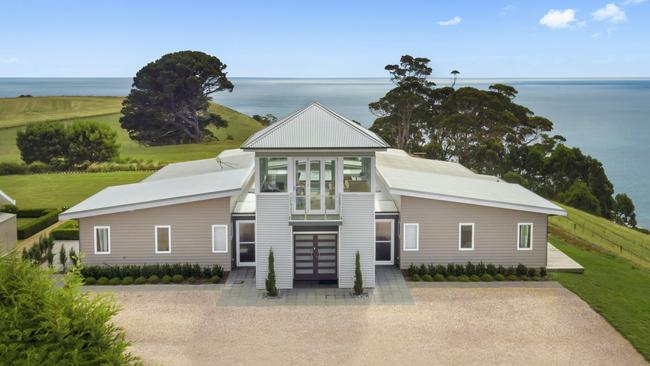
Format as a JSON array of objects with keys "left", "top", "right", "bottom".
[
  {"left": 0, "top": 190, "right": 18, "bottom": 255},
  {"left": 60, "top": 103, "right": 566, "bottom": 289}
]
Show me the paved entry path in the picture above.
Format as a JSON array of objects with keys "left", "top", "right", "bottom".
[
  {"left": 547, "top": 242, "right": 584, "bottom": 273},
  {"left": 217, "top": 266, "right": 413, "bottom": 306}
]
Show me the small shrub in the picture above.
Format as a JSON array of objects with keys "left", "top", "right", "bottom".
[
  {"left": 539, "top": 267, "right": 547, "bottom": 277},
  {"left": 494, "top": 274, "right": 505, "bottom": 281},
  {"left": 134, "top": 276, "right": 146, "bottom": 285},
  {"left": 422, "top": 274, "right": 433, "bottom": 282},
  {"left": 109, "top": 277, "right": 121, "bottom": 286},
  {"left": 480, "top": 274, "right": 493, "bottom": 282},
  {"left": 266, "top": 248, "right": 279, "bottom": 296},
  {"left": 411, "top": 274, "right": 422, "bottom": 282},
  {"left": 210, "top": 275, "right": 221, "bottom": 284},
  {"left": 418, "top": 264, "right": 427, "bottom": 277},
  {"left": 465, "top": 262, "right": 476, "bottom": 276},
  {"left": 148, "top": 275, "right": 161, "bottom": 284},
  {"left": 447, "top": 263, "right": 455, "bottom": 277},
  {"left": 433, "top": 274, "right": 445, "bottom": 282},
  {"left": 532, "top": 276, "right": 542, "bottom": 281},
  {"left": 97, "top": 277, "right": 109, "bottom": 285},
  {"left": 84, "top": 277, "right": 97, "bottom": 285},
  {"left": 435, "top": 265, "right": 446, "bottom": 276},
  {"left": 486, "top": 264, "right": 497, "bottom": 276},
  {"left": 516, "top": 263, "right": 527, "bottom": 277},
  {"left": 407, "top": 263, "right": 417, "bottom": 277},
  {"left": 476, "top": 262, "right": 486, "bottom": 276},
  {"left": 507, "top": 274, "right": 518, "bottom": 281},
  {"left": 0, "top": 204, "right": 18, "bottom": 214},
  {"left": 0, "top": 161, "right": 28, "bottom": 175},
  {"left": 187, "top": 277, "right": 197, "bottom": 284},
  {"left": 427, "top": 264, "right": 436, "bottom": 276},
  {"left": 458, "top": 275, "right": 469, "bottom": 282},
  {"left": 506, "top": 266, "right": 516, "bottom": 276},
  {"left": 121, "top": 276, "right": 134, "bottom": 285},
  {"left": 27, "top": 161, "right": 51, "bottom": 173},
  {"left": 527, "top": 267, "right": 537, "bottom": 278},
  {"left": 353, "top": 251, "right": 363, "bottom": 295},
  {"left": 469, "top": 274, "right": 481, "bottom": 282},
  {"left": 171, "top": 274, "right": 184, "bottom": 283},
  {"left": 446, "top": 275, "right": 458, "bottom": 282},
  {"left": 69, "top": 247, "right": 78, "bottom": 267},
  {"left": 520, "top": 275, "right": 529, "bottom": 281},
  {"left": 497, "top": 265, "right": 506, "bottom": 275},
  {"left": 161, "top": 275, "right": 172, "bottom": 284}
]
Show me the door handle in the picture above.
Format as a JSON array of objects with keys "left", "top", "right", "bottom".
[{"left": 313, "top": 246, "right": 319, "bottom": 258}]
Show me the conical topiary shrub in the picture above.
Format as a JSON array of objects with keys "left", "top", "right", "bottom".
[
  {"left": 353, "top": 250, "right": 363, "bottom": 295},
  {"left": 265, "top": 248, "right": 278, "bottom": 297}
]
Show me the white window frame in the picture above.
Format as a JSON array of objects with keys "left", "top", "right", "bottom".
[
  {"left": 154, "top": 225, "right": 172, "bottom": 254},
  {"left": 403, "top": 223, "right": 419, "bottom": 252},
  {"left": 211, "top": 224, "right": 229, "bottom": 253},
  {"left": 375, "top": 219, "right": 395, "bottom": 265},
  {"left": 236, "top": 220, "right": 256, "bottom": 266},
  {"left": 458, "top": 223, "right": 475, "bottom": 251},
  {"left": 517, "top": 223, "right": 534, "bottom": 251},
  {"left": 93, "top": 226, "right": 111, "bottom": 255}
]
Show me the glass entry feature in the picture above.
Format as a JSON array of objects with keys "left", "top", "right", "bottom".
[
  {"left": 294, "top": 233, "right": 337, "bottom": 280},
  {"left": 236, "top": 221, "right": 255, "bottom": 266},
  {"left": 375, "top": 219, "right": 394, "bottom": 265},
  {"left": 293, "top": 158, "right": 337, "bottom": 214}
]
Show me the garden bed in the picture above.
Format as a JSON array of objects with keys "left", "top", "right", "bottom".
[
  {"left": 405, "top": 262, "right": 548, "bottom": 282},
  {"left": 81, "top": 263, "right": 226, "bottom": 286}
]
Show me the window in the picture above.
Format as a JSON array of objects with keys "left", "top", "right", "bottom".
[
  {"left": 155, "top": 225, "right": 171, "bottom": 254},
  {"left": 343, "top": 157, "right": 372, "bottom": 192},
  {"left": 518, "top": 223, "right": 533, "bottom": 250},
  {"left": 259, "top": 157, "right": 287, "bottom": 192},
  {"left": 376, "top": 219, "right": 394, "bottom": 264},
  {"left": 459, "top": 223, "right": 474, "bottom": 251},
  {"left": 212, "top": 225, "right": 228, "bottom": 253},
  {"left": 403, "top": 223, "right": 419, "bottom": 251},
  {"left": 94, "top": 226, "right": 110, "bottom": 254}
]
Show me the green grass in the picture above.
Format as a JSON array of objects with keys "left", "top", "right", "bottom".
[
  {"left": 0, "top": 102, "right": 262, "bottom": 163},
  {"left": 16, "top": 217, "right": 39, "bottom": 227},
  {"left": 0, "top": 96, "right": 123, "bottom": 128},
  {"left": 549, "top": 235, "right": 650, "bottom": 361},
  {"left": 0, "top": 172, "right": 151, "bottom": 209},
  {"left": 550, "top": 203, "right": 650, "bottom": 270}
]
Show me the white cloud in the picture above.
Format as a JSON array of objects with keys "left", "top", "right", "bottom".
[
  {"left": 437, "top": 16, "right": 462, "bottom": 26},
  {"left": 1, "top": 57, "right": 18, "bottom": 64},
  {"left": 592, "top": 3, "right": 626, "bottom": 23},
  {"left": 539, "top": 9, "right": 578, "bottom": 29}
]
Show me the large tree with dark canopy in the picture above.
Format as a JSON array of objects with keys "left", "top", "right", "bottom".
[{"left": 120, "top": 51, "right": 234, "bottom": 145}]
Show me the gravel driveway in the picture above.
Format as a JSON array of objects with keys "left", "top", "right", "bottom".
[{"left": 107, "top": 286, "right": 646, "bottom": 366}]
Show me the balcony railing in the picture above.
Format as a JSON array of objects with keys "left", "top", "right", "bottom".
[{"left": 289, "top": 192, "right": 342, "bottom": 222}]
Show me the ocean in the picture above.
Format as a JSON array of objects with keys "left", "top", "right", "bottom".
[{"left": 1, "top": 77, "right": 648, "bottom": 228}]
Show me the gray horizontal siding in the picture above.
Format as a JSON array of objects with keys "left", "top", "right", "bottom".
[
  {"left": 339, "top": 193, "right": 375, "bottom": 288},
  {"left": 255, "top": 194, "right": 292, "bottom": 289},
  {"left": 0, "top": 214, "right": 17, "bottom": 255},
  {"left": 78, "top": 198, "right": 231, "bottom": 270},
  {"left": 399, "top": 196, "right": 548, "bottom": 268}
]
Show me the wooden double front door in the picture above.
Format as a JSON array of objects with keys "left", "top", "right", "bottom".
[{"left": 294, "top": 233, "right": 337, "bottom": 281}]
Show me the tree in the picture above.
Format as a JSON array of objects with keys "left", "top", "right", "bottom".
[
  {"left": 120, "top": 51, "right": 233, "bottom": 145},
  {"left": 265, "top": 248, "right": 278, "bottom": 297},
  {"left": 59, "top": 245, "right": 67, "bottom": 271},
  {"left": 16, "top": 121, "right": 68, "bottom": 164},
  {"left": 353, "top": 251, "right": 363, "bottom": 295},
  {"left": 561, "top": 180, "right": 601, "bottom": 216},
  {"left": 369, "top": 55, "right": 435, "bottom": 150},
  {"left": 252, "top": 114, "right": 278, "bottom": 126},
  {"left": 67, "top": 121, "right": 119, "bottom": 165},
  {"left": 614, "top": 193, "right": 637, "bottom": 227},
  {"left": 450, "top": 70, "right": 460, "bottom": 88}
]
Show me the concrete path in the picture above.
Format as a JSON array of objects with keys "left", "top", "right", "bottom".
[
  {"left": 547, "top": 242, "right": 584, "bottom": 273},
  {"left": 217, "top": 266, "right": 413, "bottom": 306}
]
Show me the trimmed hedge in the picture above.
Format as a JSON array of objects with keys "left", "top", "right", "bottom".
[
  {"left": 407, "top": 261, "right": 547, "bottom": 282},
  {"left": 16, "top": 208, "right": 59, "bottom": 239},
  {"left": 51, "top": 220, "right": 79, "bottom": 240},
  {"left": 81, "top": 263, "right": 224, "bottom": 285}
]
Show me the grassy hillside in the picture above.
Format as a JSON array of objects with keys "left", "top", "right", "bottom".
[
  {"left": 550, "top": 236, "right": 650, "bottom": 361},
  {"left": 550, "top": 203, "right": 650, "bottom": 270},
  {"left": 0, "top": 96, "right": 123, "bottom": 128},
  {"left": 0, "top": 100, "right": 262, "bottom": 163}
]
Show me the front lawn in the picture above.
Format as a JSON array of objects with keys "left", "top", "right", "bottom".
[{"left": 550, "top": 235, "right": 650, "bottom": 361}]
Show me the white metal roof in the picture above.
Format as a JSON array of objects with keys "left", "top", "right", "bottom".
[
  {"left": 0, "top": 190, "right": 15, "bottom": 206},
  {"left": 241, "top": 102, "right": 389, "bottom": 150},
  {"left": 376, "top": 150, "right": 565, "bottom": 216},
  {"left": 144, "top": 149, "right": 254, "bottom": 182},
  {"left": 0, "top": 212, "right": 15, "bottom": 223},
  {"left": 60, "top": 167, "right": 253, "bottom": 220}
]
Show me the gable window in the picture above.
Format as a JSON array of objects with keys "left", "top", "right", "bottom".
[
  {"left": 94, "top": 226, "right": 110, "bottom": 254},
  {"left": 212, "top": 225, "right": 228, "bottom": 253},
  {"left": 403, "top": 223, "right": 419, "bottom": 251},
  {"left": 517, "top": 223, "right": 533, "bottom": 250},
  {"left": 343, "top": 157, "right": 372, "bottom": 192},
  {"left": 259, "top": 157, "right": 287, "bottom": 192},
  {"left": 155, "top": 225, "right": 171, "bottom": 254},
  {"left": 458, "top": 223, "right": 474, "bottom": 251}
]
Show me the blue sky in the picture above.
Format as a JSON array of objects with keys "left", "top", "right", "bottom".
[{"left": 1, "top": 0, "right": 649, "bottom": 77}]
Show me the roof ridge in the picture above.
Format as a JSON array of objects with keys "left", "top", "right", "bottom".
[
  {"left": 310, "top": 103, "right": 389, "bottom": 147},
  {"left": 241, "top": 103, "right": 316, "bottom": 147}
]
